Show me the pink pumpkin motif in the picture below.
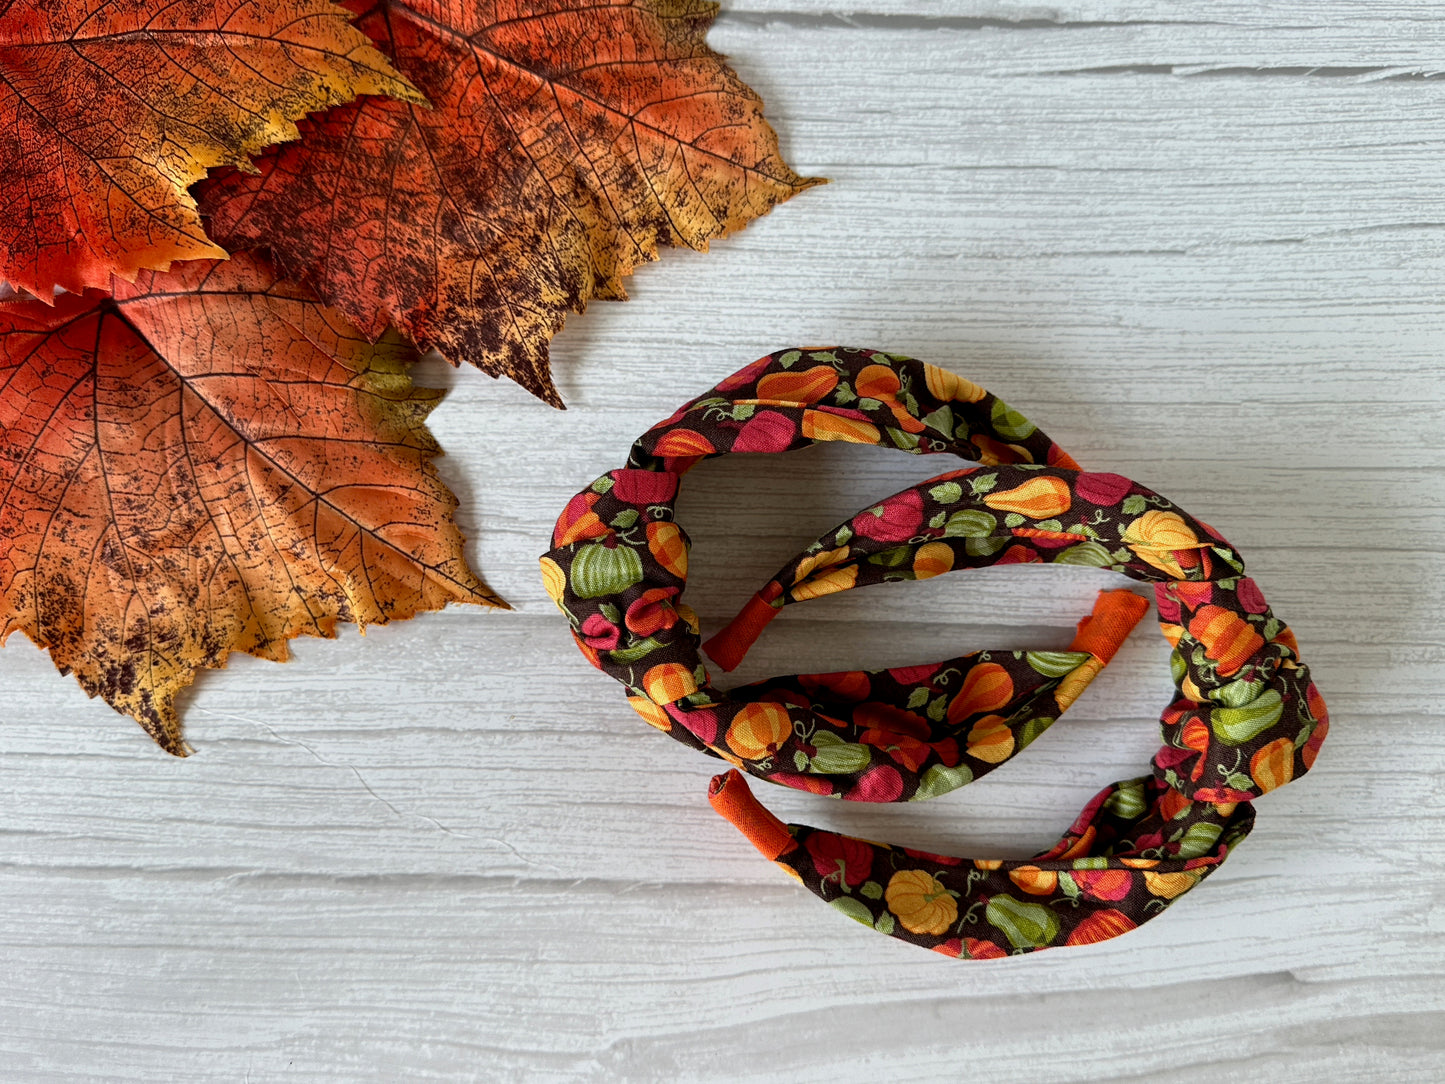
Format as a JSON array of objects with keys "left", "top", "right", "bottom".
[
  {"left": 1075, "top": 472, "right": 1134, "bottom": 507},
  {"left": 611, "top": 470, "right": 678, "bottom": 505},
  {"left": 732, "top": 410, "right": 799, "bottom": 453},
  {"left": 852, "top": 489, "right": 924, "bottom": 542},
  {"left": 846, "top": 764, "right": 904, "bottom": 802}
]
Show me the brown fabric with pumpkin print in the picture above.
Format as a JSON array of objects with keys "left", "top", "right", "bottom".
[{"left": 541, "top": 347, "right": 1328, "bottom": 957}]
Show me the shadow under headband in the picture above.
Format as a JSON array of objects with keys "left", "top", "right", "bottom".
[{"left": 541, "top": 347, "right": 1327, "bottom": 957}]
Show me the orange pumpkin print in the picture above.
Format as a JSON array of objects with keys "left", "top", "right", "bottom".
[
  {"left": 651, "top": 428, "right": 716, "bottom": 457},
  {"left": 646, "top": 521, "right": 689, "bottom": 579},
  {"left": 793, "top": 545, "right": 851, "bottom": 582},
  {"left": 971, "top": 434, "right": 1034, "bottom": 466},
  {"left": 801, "top": 409, "right": 881, "bottom": 445},
  {"left": 885, "top": 869, "right": 958, "bottom": 935},
  {"left": 1143, "top": 871, "right": 1199, "bottom": 899},
  {"left": 539, "top": 556, "right": 567, "bottom": 609},
  {"left": 912, "top": 541, "right": 954, "bottom": 580},
  {"left": 628, "top": 696, "right": 672, "bottom": 732},
  {"left": 946, "top": 662, "right": 1014, "bottom": 724},
  {"left": 983, "top": 475, "right": 1071, "bottom": 518},
  {"left": 965, "top": 715, "right": 1015, "bottom": 764},
  {"left": 756, "top": 365, "right": 839, "bottom": 404},
  {"left": 1187, "top": 605, "right": 1265, "bottom": 676},
  {"left": 1122, "top": 510, "right": 1198, "bottom": 578},
  {"left": 1052, "top": 655, "right": 1103, "bottom": 712},
  {"left": 725, "top": 702, "right": 794, "bottom": 760},
  {"left": 1065, "top": 909, "right": 1137, "bottom": 946},
  {"left": 853, "top": 364, "right": 926, "bottom": 433},
  {"left": 641, "top": 662, "right": 698, "bottom": 705},
  {"left": 922, "top": 362, "right": 986, "bottom": 403},
  {"left": 1250, "top": 736, "right": 1295, "bottom": 793},
  {"left": 790, "top": 564, "right": 858, "bottom": 601},
  {"left": 1009, "top": 865, "right": 1058, "bottom": 896}
]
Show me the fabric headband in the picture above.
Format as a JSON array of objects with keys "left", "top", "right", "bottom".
[{"left": 541, "top": 347, "right": 1327, "bottom": 957}]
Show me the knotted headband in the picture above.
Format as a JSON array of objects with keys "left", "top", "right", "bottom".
[{"left": 541, "top": 347, "right": 1327, "bottom": 957}]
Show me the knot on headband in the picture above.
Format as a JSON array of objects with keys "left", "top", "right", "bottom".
[{"left": 542, "top": 347, "right": 1327, "bottom": 957}]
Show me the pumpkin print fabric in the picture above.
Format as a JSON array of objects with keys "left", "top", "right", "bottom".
[{"left": 541, "top": 347, "right": 1328, "bottom": 957}]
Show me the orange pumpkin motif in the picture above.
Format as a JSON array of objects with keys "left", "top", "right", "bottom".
[
  {"left": 646, "top": 521, "right": 688, "bottom": 579},
  {"left": 801, "top": 409, "right": 881, "bottom": 445},
  {"left": 946, "top": 662, "right": 1014, "bottom": 724},
  {"left": 790, "top": 564, "right": 858, "bottom": 601},
  {"left": 970, "top": 435, "right": 1034, "bottom": 466},
  {"left": 756, "top": 365, "right": 839, "bottom": 404},
  {"left": 1009, "top": 865, "right": 1058, "bottom": 896},
  {"left": 965, "top": 715, "right": 1015, "bottom": 764},
  {"left": 1143, "top": 871, "right": 1199, "bottom": 899},
  {"left": 539, "top": 556, "right": 567, "bottom": 609},
  {"left": 1121, "top": 510, "right": 1198, "bottom": 578},
  {"left": 1065, "top": 909, "right": 1137, "bottom": 946},
  {"left": 853, "top": 364, "right": 926, "bottom": 433},
  {"left": 1187, "top": 605, "right": 1264, "bottom": 676},
  {"left": 651, "top": 428, "right": 716, "bottom": 457},
  {"left": 885, "top": 869, "right": 958, "bottom": 935},
  {"left": 1052, "top": 655, "right": 1103, "bottom": 711},
  {"left": 912, "top": 541, "right": 954, "bottom": 580},
  {"left": 725, "top": 702, "right": 794, "bottom": 760},
  {"left": 1250, "top": 736, "right": 1295, "bottom": 793},
  {"left": 641, "top": 662, "right": 698, "bottom": 705},
  {"left": 922, "top": 362, "right": 987, "bottom": 403},
  {"left": 628, "top": 696, "right": 672, "bottom": 732},
  {"left": 983, "top": 474, "right": 1071, "bottom": 518}
]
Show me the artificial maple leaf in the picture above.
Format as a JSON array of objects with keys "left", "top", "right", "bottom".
[
  {"left": 198, "top": 0, "right": 821, "bottom": 406},
  {"left": 0, "top": 252, "right": 501, "bottom": 755},
  {"left": 0, "top": 0, "right": 422, "bottom": 297}
]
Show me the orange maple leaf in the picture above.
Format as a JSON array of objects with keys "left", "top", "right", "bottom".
[
  {"left": 0, "top": 253, "right": 501, "bottom": 754},
  {"left": 198, "top": 0, "right": 822, "bottom": 405},
  {"left": 0, "top": 0, "right": 422, "bottom": 297}
]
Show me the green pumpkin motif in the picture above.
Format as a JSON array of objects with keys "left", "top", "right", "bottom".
[
  {"left": 571, "top": 542, "right": 644, "bottom": 599},
  {"left": 1211, "top": 688, "right": 1283, "bottom": 745},
  {"left": 986, "top": 894, "right": 1060, "bottom": 950},
  {"left": 1026, "top": 650, "right": 1089, "bottom": 678},
  {"left": 910, "top": 763, "right": 973, "bottom": 801}
]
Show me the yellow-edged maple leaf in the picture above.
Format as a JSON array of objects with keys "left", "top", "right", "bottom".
[
  {"left": 0, "top": 0, "right": 423, "bottom": 297},
  {"left": 198, "top": 0, "right": 822, "bottom": 406},
  {"left": 0, "top": 253, "right": 501, "bottom": 754}
]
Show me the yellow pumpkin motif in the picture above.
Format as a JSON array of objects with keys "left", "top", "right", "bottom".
[
  {"left": 641, "top": 662, "right": 698, "bottom": 705},
  {"left": 628, "top": 696, "right": 672, "bottom": 732},
  {"left": 885, "top": 869, "right": 958, "bottom": 935},
  {"left": 790, "top": 564, "right": 858, "bottom": 601},
  {"left": 922, "top": 362, "right": 987, "bottom": 403},
  {"left": 1143, "top": 871, "right": 1200, "bottom": 899},
  {"left": 1052, "top": 655, "right": 1104, "bottom": 711},
  {"left": 539, "top": 556, "right": 567, "bottom": 609},
  {"left": 725, "top": 702, "right": 794, "bottom": 760},
  {"left": 1121, "top": 510, "right": 1199, "bottom": 579}
]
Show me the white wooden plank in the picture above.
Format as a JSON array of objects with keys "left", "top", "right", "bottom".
[{"left": 1, "top": 3, "right": 1443, "bottom": 1078}]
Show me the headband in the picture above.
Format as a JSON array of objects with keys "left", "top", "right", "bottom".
[{"left": 541, "top": 348, "right": 1327, "bottom": 957}]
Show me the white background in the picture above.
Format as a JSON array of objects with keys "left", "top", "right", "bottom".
[{"left": 4, "top": 2, "right": 1445, "bottom": 1079}]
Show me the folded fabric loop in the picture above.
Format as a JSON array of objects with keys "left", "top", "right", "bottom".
[{"left": 541, "top": 346, "right": 1329, "bottom": 957}]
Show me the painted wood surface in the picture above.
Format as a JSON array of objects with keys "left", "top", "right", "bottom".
[{"left": 3, "top": 2, "right": 1444, "bottom": 1079}]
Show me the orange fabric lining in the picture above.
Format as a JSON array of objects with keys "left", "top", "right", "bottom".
[
  {"left": 1070, "top": 589, "right": 1149, "bottom": 663},
  {"left": 702, "top": 592, "right": 779, "bottom": 672},
  {"left": 708, "top": 770, "right": 798, "bottom": 860}
]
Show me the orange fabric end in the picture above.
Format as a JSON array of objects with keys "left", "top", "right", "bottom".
[
  {"left": 1069, "top": 589, "right": 1149, "bottom": 664},
  {"left": 708, "top": 770, "right": 798, "bottom": 860},
  {"left": 702, "top": 592, "right": 779, "bottom": 672}
]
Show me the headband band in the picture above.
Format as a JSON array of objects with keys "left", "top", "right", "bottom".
[{"left": 542, "top": 347, "right": 1327, "bottom": 956}]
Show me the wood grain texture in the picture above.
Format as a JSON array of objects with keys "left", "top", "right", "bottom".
[{"left": 2, "top": 2, "right": 1444, "bottom": 1079}]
